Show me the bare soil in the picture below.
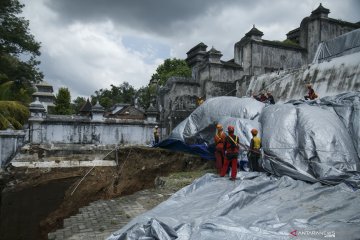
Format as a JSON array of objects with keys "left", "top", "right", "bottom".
[{"left": 0, "top": 146, "right": 213, "bottom": 240}]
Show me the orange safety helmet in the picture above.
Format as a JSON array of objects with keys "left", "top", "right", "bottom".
[
  {"left": 216, "top": 124, "right": 223, "bottom": 130},
  {"left": 227, "top": 125, "right": 235, "bottom": 133},
  {"left": 251, "top": 128, "right": 258, "bottom": 135}
]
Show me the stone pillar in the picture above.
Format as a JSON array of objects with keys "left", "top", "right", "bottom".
[
  {"left": 91, "top": 101, "right": 105, "bottom": 121},
  {"left": 145, "top": 103, "right": 158, "bottom": 123},
  {"left": 29, "top": 97, "right": 46, "bottom": 119},
  {"left": 28, "top": 98, "right": 46, "bottom": 144}
]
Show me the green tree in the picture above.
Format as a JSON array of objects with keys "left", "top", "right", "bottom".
[
  {"left": 152, "top": 58, "right": 191, "bottom": 86},
  {"left": 117, "top": 82, "right": 136, "bottom": 103},
  {"left": 0, "top": 0, "right": 43, "bottom": 129},
  {"left": 0, "top": 0, "right": 43, "bottom": 86},
  {"left": 53, "top": 87, "right": 73, "bottom": 115},
  {"left": 137, "top": 84, "right": 156, "bottom": 110},
  {"left": 72, "top": 96, "right": 86, "bottom": 113},
  {"left": 91, "top": 82, "right": 136, "bottom": 110},
  {"left": 0, "top": 81, "right": 29, "bottom": 129}
]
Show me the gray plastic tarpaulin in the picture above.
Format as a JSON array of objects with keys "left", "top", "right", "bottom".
[
  {"left": 168, "top": 96, "right": 264, "bottom": 144},
  {"left": 166, "top": 93, "right": 360, "bottom": 186},
  {"left": 107, "top": 173, "right": 360, "bottom": 240},
  {"left": 107, "top": 92, "right": 360, "bottom": 240}
]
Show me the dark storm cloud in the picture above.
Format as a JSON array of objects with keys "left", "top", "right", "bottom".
[
  {"left": 22, "top": 0, "right": 360, "bottom": 98},
  {"left": 45, "top": 0, "right": 263, "bottom": 35}
]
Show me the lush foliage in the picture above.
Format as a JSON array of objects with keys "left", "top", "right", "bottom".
[
  {"left": 0, "top": 0, "right": 42, "bottom": 129},
  {"left": 71, "top": 58, "right": 191, "bottom": 113},
  {"left": 282, "top": 39, "right": 300, "bottom": 47},
  {"left": 53, "top": 87, "right": 73, "bottom": 115},
  {"left": 72, "top": 96, "right": 87, "bottom": 113},
  {"left": 0, "top": 78, "right": 30, "bottom": 130},
  {"left": 0, "top": 0, "right": 43, "bottom": 86},
  {"left": 136, "top": 84, "right": 157, "bottom": 110},
  {"left": 152, "top": 58, "right": 191, "bottom": 86},
  {"left": 0, "top": 101, "right": 29, "bottom": 129},
  {"left": 90, "top": 82, "right": 136, "bottom": 110}
]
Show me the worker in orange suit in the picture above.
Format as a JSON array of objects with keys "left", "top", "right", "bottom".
[
  {"left": 220, "top": 125, "right": 240, "bottom": 181},
  {"left": 304, "top": 84, "right": 318, "bottom": 100},
  {"left": 214, "top": 124, "right": 226, "bottom": 174}
]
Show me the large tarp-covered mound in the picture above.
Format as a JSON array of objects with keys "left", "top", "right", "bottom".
[
  {"left": 107, "top": 173, "right": 360, "bottom": 240},
  {"left": 158, "top": 92, "right": 360, "bottom": 186},
  {"left": 108, "top": 92, "right": 360, "bottom": 240}
]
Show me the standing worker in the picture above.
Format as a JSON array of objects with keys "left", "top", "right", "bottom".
[
  {"left": 214, "top": 124, "right": 226, "bottom": 174},
  {"left": 197, "top": 96, "right": 205, "bottom": 106},
  {"left": 248, "top": 128, "right": 262, "bottom": 171},
  {"left": 220, "top": 125, "right": 240, "bottom": 181},
  {"left": 153, "top": 125, "right": 160, "bottom": 145},
  {"left": 304, "top": 84, "right": 318, "bottom": 100}
]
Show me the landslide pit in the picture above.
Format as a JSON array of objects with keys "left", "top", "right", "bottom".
[{"left": 0, "top": 146, "right": 212, "bottom": 240}]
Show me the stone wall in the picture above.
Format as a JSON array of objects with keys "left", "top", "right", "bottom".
[
  {"left": 29, "top": 117, "right": 159, "bottom": 146},
  {"left": 239, "top": 51, "right": 360, "bottom": 102},
  {"left": 300, "top": 18, "right": 358, "bottom": 62},
  {"left": 0, "top": 130, "right": 26, "bottom": 167},
  {"left": 205, "top": 81, "right": 237, "bottom": 98},
  {"left": 250, "top": 42, "right": 306, "bottom": 76},
  {"left": 158, "top": 77, "right": 200, "bottom": 134},
  {"left": 198, "top": 63, "right": 243, "bottom": 84}
]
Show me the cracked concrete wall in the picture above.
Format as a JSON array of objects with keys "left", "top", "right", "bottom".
[
  {"left": 0, "top": 130, "right": 26, "bottom": 167},
  {"left": 252, "top": 43, "right": 306, "bottom": 75},
  {"left": 158, "top": 79, "right": 200, "bottom": 134},
  {"left": 305, "top": 18, "right": 358, "bottom": 62},
  {"left": 28, "top": 120, "right": 158, "bottom": 146}
]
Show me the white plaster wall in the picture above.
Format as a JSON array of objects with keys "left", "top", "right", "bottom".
[
  {"left": 0, "top": 130, "right": 26, "bottom": 167},
  {"left": 30, "top": 121, "right": 157, "bottom": 146}
]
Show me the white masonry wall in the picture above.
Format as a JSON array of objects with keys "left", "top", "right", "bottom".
[
  {"left": 29, "top": 118, "right": 161, "bottom": 146},
  {"left": 0, "top": 130, "right": 26, "bottom": 167}
]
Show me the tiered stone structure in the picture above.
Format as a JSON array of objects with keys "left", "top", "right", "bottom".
[
  {"left": 32, "top": 81, "right": 55, "bottom": 112},
  {"left": 158, "top": 4, "right": 360, "bottom": 133}
]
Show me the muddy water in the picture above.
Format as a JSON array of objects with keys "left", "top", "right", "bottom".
[{"left": 0, "top": 178, "right": 77, "bottom": 240}]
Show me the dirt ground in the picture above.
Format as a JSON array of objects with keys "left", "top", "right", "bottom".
[{"left": 0, "top": 146, "right": 213, "bottom": 240}]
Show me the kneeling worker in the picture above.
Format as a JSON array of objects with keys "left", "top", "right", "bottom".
[
  {"left": 220, "top": 125, "right": 240, "bottom": 181},
  {"left": 304, "top": 84, "right": 318, "bottom": 100},
  {"left": 248, "top": 128, "right": 262, "bottom": 171}
]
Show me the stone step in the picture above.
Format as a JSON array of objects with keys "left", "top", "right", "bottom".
[{"left": 48, "top": 193, "right": 147, "bottom": 240}]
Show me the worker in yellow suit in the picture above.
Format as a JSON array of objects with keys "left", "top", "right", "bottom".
[
  {"left": 248, "top": 128, "right": 262, "bottom": 171},
  {"left": 197, "top": 96, "right": 204, "bottom": 106},
  {"left": 153, "top": 125, "right": 160, "bottom": 144}
]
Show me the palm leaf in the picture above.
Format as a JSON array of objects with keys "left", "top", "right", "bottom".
[
  {"left": 0, "top": 101, "right": 29, "bottom": 130},
  {"left": 0, "top": 112, "right": 12, "bottom": 129},
  {"left": 0, "top": 81, "right": 14, "bottom": 100}
]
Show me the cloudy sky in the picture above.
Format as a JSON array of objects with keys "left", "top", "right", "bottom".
[{"left": 20, "top": 0, "right": 359, "bottom": 99}]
